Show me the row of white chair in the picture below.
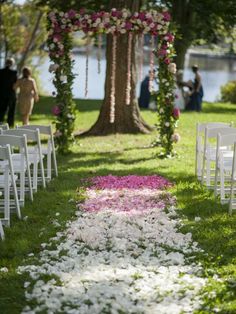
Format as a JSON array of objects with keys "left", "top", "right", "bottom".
[
  {"left": 195, "top": 122, "right": 236, "bottom": 214},
  {"left": 0, "top": 124, "right": 58, "bottom": 240}
]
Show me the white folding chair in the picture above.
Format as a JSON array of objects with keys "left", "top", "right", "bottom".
[
  {"left": 0, "top": 123, "right": 9, "bottom": 130},
  {"left": 0, "top": 135, "right": 33, "bottom": 206},
  {"left": 214, "top": 132, "right": 236, "bottom": 204},
  {"left": 201, "top": 126, "right": 235, "bottom": 188},
  {"left": 229, "top": 142, "right": 236, "bottom": 214},
  {"left": 1, "top": 129, "right": 46, "bottom": 192},
  {"left": 196, "top": 122, "right": 232, "bottom": 180},
  {"left": 0, "top": 145, "right": 21, "bottom": 229},
  {"left": 16, "top": 125, "right": 58, "bottom": 182}
]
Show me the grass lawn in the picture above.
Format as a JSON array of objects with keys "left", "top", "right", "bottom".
[{"left": 0, "top": 97, "right": 236, "bottom": 313}]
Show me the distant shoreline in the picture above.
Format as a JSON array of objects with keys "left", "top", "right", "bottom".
[{"left": 188, "top": 50, "right": 236, "bottom": 60}]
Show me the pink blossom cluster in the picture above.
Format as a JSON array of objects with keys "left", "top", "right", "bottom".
[
  {"left": 172, "top": 107, "right": 180, "bottom": 120},
  {"left": 52, "top": 104, "right": 61, "bottom": 116},
  {"left": 80, "top": 188, "right": 176, "bottom": 213},
  {"left": 89, "top": 175, "right": 172, "bottom": 190},
  {"left": 156, "top": 33, "right": 175, "bottom": 65},
  {"left": 48, "top": 8, "right": 173, "bottom": 58}
]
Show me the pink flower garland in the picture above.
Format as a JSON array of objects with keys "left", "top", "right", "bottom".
[
  {"left": 126, "top": 32, "right": 133, "bottom": 106},
  {"left": 110, "top": 34, "right": 117, "bottom": 123},
  {"left": 149, "top": 35, "right": 155, "bottom": 93}
]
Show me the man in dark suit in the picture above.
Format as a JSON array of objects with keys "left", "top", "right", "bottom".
[{"left": 0, "top": 58, "right": 17, "bottom": 127}]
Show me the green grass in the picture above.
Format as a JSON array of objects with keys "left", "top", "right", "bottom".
[{"left": 1, "top": 97, "right": 236, "bottom": 313}]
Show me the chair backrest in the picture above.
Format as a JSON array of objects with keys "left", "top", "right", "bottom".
[
  {"left": 0, "top": 144, "right": 15, "bottom": 174},
  {"left": 218, "top": 132, "right": 236, "bottom": 148},
  {"left": 206, "top": 126, "right": 236, "bottom": 140},
  {"left": 1, "top": 129, "right": 38, "bottom": 142},
  {"left": 0, "top": 134, "right": 27, "bottom": 150},
  {"left": 16, "top": 125, "right": 52, "bottom": 136},
  {"left": 197, "top": 122, "right": 232, "bottom": 134},
  {"left": 0, "top": 144, "right": 11, "bottom": 161},
  {"left": 196, "top": 122, "right": 233, "bottom": 154}
]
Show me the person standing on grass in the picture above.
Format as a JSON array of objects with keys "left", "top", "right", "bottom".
[
  {"left": 186, "top": 65, "right": 204, "bottom": 112},
  {"left": 14, "top": 66, "right": 39, "bottom": 125},
  {"left": 0, "top": 58, "right": 18, "bottom": 127}
]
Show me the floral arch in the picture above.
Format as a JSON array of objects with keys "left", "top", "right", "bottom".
[{"left": 47, "top": 8, "right": 179, "bottom": 156}]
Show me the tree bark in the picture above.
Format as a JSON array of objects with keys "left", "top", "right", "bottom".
[
  {"left": 81, "top": 0, "right": 152, "bottom": 135},
  {"left": 174, "top": 41, "right": 189, "bottom": 70},
  {"left": 171, "top": 0, "right": 195, "bottom": 70}
]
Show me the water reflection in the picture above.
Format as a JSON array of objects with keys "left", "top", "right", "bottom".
[{"left": 38, "top": 51, "right": 236, "bottom": 102}]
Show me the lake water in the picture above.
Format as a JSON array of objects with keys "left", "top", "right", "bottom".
[{"left": 37, "top": 51, "right": 236, "bottom": 102}]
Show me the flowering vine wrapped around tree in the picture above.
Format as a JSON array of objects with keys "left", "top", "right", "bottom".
[
  {"left": 154, "top": 30, "right": 179, "bottom": 157},
  {"left": 47, "top": 8, "right": 178, "bottom": 155}
]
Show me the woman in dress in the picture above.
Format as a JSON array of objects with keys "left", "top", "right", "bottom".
[
  {"left": 174, "top": 70, "right": 185, "bottom": 110},
  {"left": 14, "top": 67, "right": 39, "bottom": 125},
  {"left": 185, "top": 65, "right": 204, "bottom": 111}
]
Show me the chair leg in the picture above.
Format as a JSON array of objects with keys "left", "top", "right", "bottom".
[
  {"left": 47, "top": 151, "right": 52, "bottom": 181},
  {"left": 51, "top": 137, "right": 58, "bottom": 177},
  {"left": 52, "top": 150, "right": 58, "bottom": 177},
  {"left": 4, "top": 171, "right": 10, "bottom": 227},
  {"left": 12, "top": 175, "right": 21, "bottom": 219},
  {"left": 19, "top": 170, "right": 25, "bottom": 206},
  {"left": 214, "top": 166, "right": 219, "bottom": 198},
  {"left": 0, "top": 221, "right": 4, "bottom": 240},
  {"left": 39, "top": 156, "right": 46, "bottom": 188},
  {"left": 26, "top": 164, "right": 33, "bottom": 202},
  {"left": 201, "top": 157, "right": 206, "bottom": 184},
  {"left": 33, "top": 162, "right": 38, "bottom": 192},
  {"left": 220, "top": 169, "right": 225, "bottom": 203},
  {"left": 206, "top": 158, "right": 211, "bottom": 186}
]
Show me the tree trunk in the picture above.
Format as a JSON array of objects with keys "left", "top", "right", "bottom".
[
  {"left": 82, "top": 0, "right": 152, "bottom": 135},
  {"left": 171, "top": 0, "right": 195, "bottom": 70},
  {"left": 174, "top": 41, "right": 188, "bottom": 70}
]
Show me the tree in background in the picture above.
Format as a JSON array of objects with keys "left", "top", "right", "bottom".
[
  {"left": 0, "top": 0, "right": 47, "bottom": 73},
  {"left": 147, "top": 0, "right": 236, "bottom": 69}
]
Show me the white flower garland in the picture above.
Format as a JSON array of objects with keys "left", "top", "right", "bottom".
[
  {"left": 110, "top": 34, "right": 117, "bottom": 123},
  {"left": 126, "top": 32, "right": 133, "bottom": 105}
]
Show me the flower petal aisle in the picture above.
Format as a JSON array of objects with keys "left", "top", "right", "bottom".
[{"left": 18, "top": 175, "right": 207, "bottom": 314}]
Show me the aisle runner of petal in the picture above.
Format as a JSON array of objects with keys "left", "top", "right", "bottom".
[{"left": 18, "top": 175, "right": 207, "bottom": 314}]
